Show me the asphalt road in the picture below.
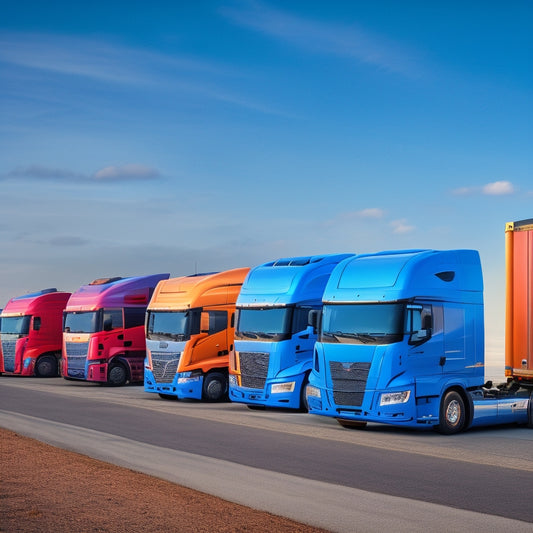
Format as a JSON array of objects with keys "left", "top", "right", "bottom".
[{"left": 1, "top": 376, "right": 533, "bottom": 532}]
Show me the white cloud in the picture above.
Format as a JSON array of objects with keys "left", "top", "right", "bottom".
[
  {"left": 390, "top": 219, "right": 415, "bottom": 234},
  {"left": 482, "top": 180, "right": 514, "bottom": 195},
  {"left": 357, "top": 208, "right": 384, "bottom": 219},
  {"left": 452, "top": 186, "right": 476, "bottom": 196},
  {"left": 92, "top": 164, "right": 161, "bottom": 182},
  {"left": 452, "top": 180, "right": 515, "bottom": 196}
]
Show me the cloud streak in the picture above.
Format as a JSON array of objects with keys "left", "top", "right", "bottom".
[
  {"left": 221, "top": 1, "right": 422, "bottom": 76},
  {"left": 0, "top": 31, "right": 286, "bottom": 116},
  {"left": 2, "top": 164, "right": 161, "bottom": 184}
]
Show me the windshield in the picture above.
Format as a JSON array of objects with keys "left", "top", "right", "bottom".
[
  {"left": 320, "top": 303, "right": 404, "bottom": 345},
  {"left": 1, "top": 315, "right": 31, "bottom": 336},
  {"left": 146, "top": 310, "right": 198, "bottom": 342},
  {"left": 235, "top": 307, "right": 293, "bottom": 341},
  {"left": 64, "top": 311, "right": 100, "bottom": 333}
]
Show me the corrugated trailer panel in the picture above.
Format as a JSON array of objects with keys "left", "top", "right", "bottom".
[{"left": 505, "top": 219, "right": 533, "bottom": 382}]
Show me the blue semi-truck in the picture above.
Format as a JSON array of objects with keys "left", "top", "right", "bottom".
[
  {"left": 307, "top": 231, "right": 533, "bottom": 434},
  {"left": 229, "top": 254, "right": 353, "bottom": 411}
]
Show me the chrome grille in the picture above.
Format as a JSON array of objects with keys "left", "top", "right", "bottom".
[
  {"left": 329, "top": 361, "right": 371, "bottom": 407},
  {"left": 151, "top": 351, "right": 180, "bottom": 383},
  {"left": 66, "top": 341, "right": 89, "bottom": 378},
  {"left": 239, "top": 351, "right": 269, "bottom": 389},
  {"left": 1, "top": 336, "right": 17, "bottom": 372}
]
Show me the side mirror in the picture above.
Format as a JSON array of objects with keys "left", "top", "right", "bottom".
[
  {"left": 33, "top": 317, "right": 41, "bottom": 331},
  {"left": 200, "top": 312, "right": 210, "bottom": 334},
  {"left": 308, "top": 310, "right": 320, "bottom": 333},
  {"left": 103, "top": 318, "right": 113, "bottom": 331}
]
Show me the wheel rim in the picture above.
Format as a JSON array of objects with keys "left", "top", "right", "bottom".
[
  {"left": 207, "top": 379, "right": 223, "bottom": 399},
  {"left": 109, "top": 366, "right": 126, "bottom": 385},
  {"left": 36, "top": 357, "right": 56, "bottom": 377},
  {"left": 446, "top": 399, "right": 460, "bottom": 425}
]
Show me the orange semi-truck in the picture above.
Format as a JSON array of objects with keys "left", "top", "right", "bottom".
[
  {"left": 505, "top": 218, "right": 533, "bottom": 383},
  {"left": 0, "top": 289, "right": 71, "bottom": 377},
  {"left": 144, "top": 268, "right": 250, "bottom": 401}
]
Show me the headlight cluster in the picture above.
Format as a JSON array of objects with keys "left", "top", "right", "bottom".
[{"left": 380, "top": 390, "right": 410, "bottom": 406}]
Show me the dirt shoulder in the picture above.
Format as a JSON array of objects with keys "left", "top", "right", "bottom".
[{"left": 0, "top": 428, "right": 328, "bottom": 533}]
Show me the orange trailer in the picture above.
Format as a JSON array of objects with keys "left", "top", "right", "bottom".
[{"left": 505, "top": 218, "right": 533, "bottom": 383}]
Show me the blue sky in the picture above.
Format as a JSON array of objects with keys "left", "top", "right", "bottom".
[{"left": 1, "top": 1, "right": 532, "bottom": 377}]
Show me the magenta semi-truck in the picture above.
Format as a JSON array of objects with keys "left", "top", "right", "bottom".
[
  {"left": 0, "top": 289, "right": 71, "bottom": 377},
  {"left": 61, "top": 274, "right": 169, "bottom": 386}
]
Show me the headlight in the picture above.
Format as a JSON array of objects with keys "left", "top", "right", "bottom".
[
  {"left": 271, "top": 382, "right": 295, "bottom": 394},
  {"left": 380, "top": 390, "right": 410, "bottom": 406},
  {"left": 306, "top": 385, "right": 321, "bottom": 398},
  {"left": 229, "top": 374, "right": 237, "bottom": 386}
]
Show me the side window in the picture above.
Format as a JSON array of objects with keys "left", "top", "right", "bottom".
[
  {"left": 33, "top": 316, "right": 41, "bottom": 331},
  {"left": 208, "top": 311, "right": 227, "bottom": 334},
  {"left": 103, "top": 309, "right": 123, "bottom": 331},
  {"left": 407, "top": 304, "right": 432, "bottom": 345},
  {"left": 292, "top": 306, "right": 315, "bottom": 334},
  {"left": 124, "top": 307, "right": 146, "bottom": 328}
]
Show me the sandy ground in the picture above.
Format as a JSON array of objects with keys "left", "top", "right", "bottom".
[{"left": 0, "top": 428, "right": 329, "bottom": 533}]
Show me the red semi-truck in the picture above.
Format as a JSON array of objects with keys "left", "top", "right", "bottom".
[
  {"left": 61, "top": 274, "right": 169, "bottom": 386},
  {"left": 0, "top": 289, "right": 71, "bottom": 377}
]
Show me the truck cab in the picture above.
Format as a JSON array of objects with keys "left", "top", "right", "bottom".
[
  {"left": 229, "top": 254, "right": 353, "bottom": 410},
  {"left": 0, "top": 289, "right": 71, "bottom": 377},
  {"left": 144, "top": 268, "right": 249, "bottom": 401},
  {"left": 62, "top": 274, "right": 169, "bottom": 386},
  {"left": 307, "top": 250, "right": 486, "bottom": 432}
]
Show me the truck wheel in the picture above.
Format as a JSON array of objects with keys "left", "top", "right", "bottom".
[
  {"left": 336, "top": 418, "right": 367, "bottom": 429},
  {"left": 35, "top": 355, "right": 58, "bottom": 377},
  {"left": 203, "top": 372, "right": 228, "bottom": 402},
  {"left": 107, "top": 364, "right": 128, "bottom": 387},
  {"left": 438, "top": 390, "right": 466, "bottom": 434},
  {"left": 527, "top": 392, "right": 533, "bottom": 428},
  {"left": 298, "top": 375, "right": 310, "bottom": 413}
]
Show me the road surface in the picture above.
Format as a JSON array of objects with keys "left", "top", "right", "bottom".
[{"left": 1, "top": 376, "right": 532, "bottom": 532}]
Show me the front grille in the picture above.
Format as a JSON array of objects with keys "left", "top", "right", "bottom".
[
  {"left": 330, "top": 361, "right": 371, "bottom": 407},
  {"left": 151, "top": 351, "right": 180, "bottom": 383},
  {"left": 66, "top": 342, "right": 89, "bottom": 378},
  {"left": 1, "top": 336, "right": 17, "bottom": 372},
  {"left": 239, "top": 351, "right": 269, "bottom": 389}
]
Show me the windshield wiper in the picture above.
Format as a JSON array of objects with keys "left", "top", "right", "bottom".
[
  {"left": 324, "top": 331, "right": 377, "bottom": 343},
  {"left": 238, "top": 331, "right": 259, "bottom": 339}
]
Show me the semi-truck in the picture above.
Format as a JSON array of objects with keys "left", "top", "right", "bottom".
[
  {"left": 229, "top": 254, "right": 353, "bottom": 411},
  {"left": 307, "top": 219, "right": 533, "bottom": 434},
  {"left": 144, "top": 268, "right": 250, "bottom": 401},
  {"left": 0, "top": 289, "right": 71, "bottom": 377},
  {"left": 62, "top": 274, "right": 169, "bottom": 386}
]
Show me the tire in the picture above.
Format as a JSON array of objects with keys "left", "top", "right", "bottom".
[
  {"left": 527, "top": 392, "right": 533, "bottom": 428},
  {"left": 158, "top": 393, "right": 177, "bottom": 400},
  {"left": 107, "top": 364, "right": 128, "bottom": 387},
  {"left": 202, "top": 372, "right": 228, "bottom": 402},
  {"left": 336, "top": 418, "right": 367, "bottom": 430},
  {"left": 35, "top": 355, "right": 58, "bottom": 377},
  {"left": 438, "top": 390, "right": 466, "bottom": 434},
  {"left": 298, "top": 374, "right": 310, "bottom": 413}
]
